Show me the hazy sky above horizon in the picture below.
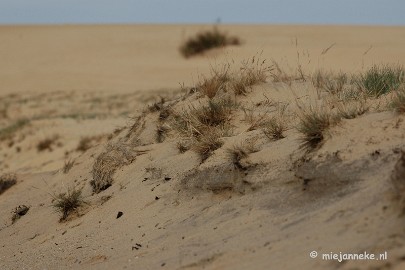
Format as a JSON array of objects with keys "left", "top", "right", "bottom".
[{"left": 0, "top": 0, "right": 404, "bottom": 25}]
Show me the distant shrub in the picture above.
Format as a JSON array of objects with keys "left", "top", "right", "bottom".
[
  {"left": 0, "top": 173, "right": 17, "bottom": 195},
  {"left": 355, "top": 65, "right": 404, "bottom": 97},
  {"left": 37, "top": 135, "right": 59, "bottom": 152},
  {"left": 0, "top": 119, "right": 29, "bottom": 141},
  {"left": 180, "top": 27, "right": 240, "bottom": 58}
]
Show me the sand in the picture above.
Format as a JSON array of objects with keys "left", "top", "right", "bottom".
[{"left": 1, "top": 24, "right": 405, "bottom": 270}]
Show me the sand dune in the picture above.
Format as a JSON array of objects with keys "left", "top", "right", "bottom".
[
  {"left": 1, "top": 25, "right": 405, "bottom": 270},
  {"left": 1, "top": 25, "right": 405, "bottom": 94}
]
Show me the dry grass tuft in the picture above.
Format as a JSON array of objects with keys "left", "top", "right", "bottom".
[
  {"left": 192, "top": 129, "right": 224, "bottom": 161},
  {"left": 297, "top": 107, "right": 338, "bottom": 149},
  {"left": 170, "top": 97, "right": 235, "bottom": 138},
  {"left": 63, "top": 159, "right": 75, "bottom": 174},
  {"left": 231, "top": 56, "right": 271, "bottom": 95},
  {"left": 91, "top": 142, "right": 137, "bottom": 193},
  {"left": 180, "top": 27, "right": 240, "bottom": 58},
  {"left": 263, "top": 117, "right": 286, "bottom": 140},
  {"left": 52, "top": 187, "right": 84, "bottom": 221},
  {"left": 0, "top": 173, "right": 17, "bottom": 195}
]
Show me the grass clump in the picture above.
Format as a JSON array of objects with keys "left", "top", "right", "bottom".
[
  {"left": 312, "top": 70, "right": 348, "bottom": 94},
  {"left": 0, "top": 173, "right": 17, "bottom": 195},
  {"left": 196, "top": 64, "right": 231, "bottom": 98},
  {"left": 171, "top": 98, "right": 234, "bottom": 138},
  {"left": 232, "top": 56, "right": 271, "bottom": 95},
  {"left": 52, "top": 187, "right": 84, "bottom": 221},
  {"left": 337, "top": 100, "right": 369, "bottom": 119},
  {"left": 227, "top": 139, "right": 258, "bottom": 170},
  {"left": 263, "top": 118, "right": 286, "bottom": 140},
  {"left": 355, "top": 65, "right": 404, "bottom": 97},
  {"left": 180, "top": 27, "right": 240, "bottom": 58},
  {"left": 297, "top": 107, "right": 338, "bottom": 149},
  {"left": 63, "top": 159, "right": 75, "bottom": 174}
]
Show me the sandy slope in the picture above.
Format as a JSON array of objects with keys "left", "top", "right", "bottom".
[{"left": 1, "top": 25, "right": 405, "bottom": 270}]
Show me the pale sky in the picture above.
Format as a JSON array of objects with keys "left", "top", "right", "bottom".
[{"left": 0, "top": 0, "right": 404, "bottom": 25}]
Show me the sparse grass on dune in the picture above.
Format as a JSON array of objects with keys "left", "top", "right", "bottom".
[
  {"left": 52, "top": 187, "right": 84, "bottom": 221},
  {"left": 180, "top": 27, "right": 240, "bottom": 58},
  {"left": 336, "top": 100, "right": 369, "bottom": 119},
  {"left": 355, "top": 64, "right": 405, "bottom": 97},
  {"left": 231, "top": 56, "right": 271, "bottom": 96},
  {"left": 312, "top": 70, "right": 348, "bottom": 94},
  {"left": 0, "top": 119, "right": 30, "bottom": 141},
  {"left": 197, "top": 64, "right": 231, "bottom": 99},
  {"left": 195, "top": 56, "right": 271, "bottom": 99}
]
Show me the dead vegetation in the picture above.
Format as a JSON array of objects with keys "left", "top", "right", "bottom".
[{"left": 91, "top": 142, "right": 138, "bottom": 193}]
